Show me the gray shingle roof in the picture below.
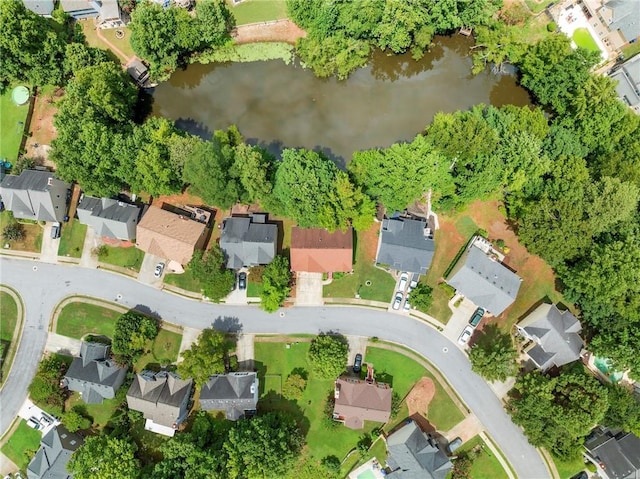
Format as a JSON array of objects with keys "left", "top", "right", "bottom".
[
  {"left": 605, "top": 0, "right": 640, "bottom": 42},
  {"left": 199, "top": 373, "right": 258, "bottom": 420},
  {"left": 77, "top": 196, "right": 141, "bottom": 240},
  {"left": 0, "top": 170, "right": 70, "bottom": 222},
  {"left": 219, "top": 216, "right": 277, "bottom": 269},
  {"left": 446, "top": 245, "right": 522, "bottom": 316},
  {"left": 611, "top": 54, "right": 640, "bottom": 110},
  {"left": 27, "top": 426, "right": 82, "bottom": 479},
  {"left": 127, "top": 371, "right": 193, "bottom": 428},
  {"left": 22, "top": 0, "right": 55, "bottom": 15},
  {"left": 386, "top": 421, "right": 453, "bottom": 479},
  {"left": 585, "top": 429, "right": 640, "bottom": 479},
  {"left": 377, "top": 218, "right": 435, "bottom": 274}
]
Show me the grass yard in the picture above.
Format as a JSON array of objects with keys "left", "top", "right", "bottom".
[
  {"left": 365, "top": 347, "right": 464, "bottom": 431},
  {"left": 524, "top": 0, "right": 555, "bottom": 14},
  {"left": 101, "top": 27, "right": 136, "bottom": 59},
  {"left": 67, "top": 392, "right": 121, "bottom": 428},
  {"left": 0, "top": 211, "right": 43, "bottom": 253},
  {"left": 573, "top": 28, "right": 600, "bottom": 53},
  {"left": 164, "top": 269, "right": 202, "bottom": 293},
  {"left": 80, "top": 20, "right": 133, "bottom": 62},
  {"left": 55, "top": 301, "right": 121, "bottom": 339},
  {"left": 456, "top": 435, "right": 509, "bottom": 479},
  {"left": 622, "top": 42, "right": 640, "bottom": 61},
  {"left": 57, "top": 219, "right": 87, "bottom": 258},
  {"left": 0, "top": 87, "right": 30, "bottom": 162},
  {"left": 135, "top": 328, "right": 183, "bottom": 370},
  {"left": 324, "top": 223, "right": 395, "bottom": 303},
  {"left": 0, "top": 419, "right": 41, "bottom": 470},
  {"left": 98, "top": 245, "right": 145, "bottom": 272},
  {"left": 247, "top": 280, "right": 263, "bottom": 297},
  {"left": 0, "top": 292, "right": 18, "bottom": 343},
  {"left": 229, "top": 0, "right": 288, "bottom": 25},
  {"left": 553, "top": 453, "right": 587, "bottom": 479}
]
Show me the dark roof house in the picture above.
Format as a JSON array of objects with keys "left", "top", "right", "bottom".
[
  {"left": 62, "top": 342, "right": 128, "bottom": 404},
  {"left": 517, "top": 304, "right": 583, "bottom": 371},
  {"left": 27, "top": 426, "right": 83, "bottom": 479},
  {"left": 219, "top": 214, "right": 277, "bottom": 269},
  {"left": 385, "top": 420, "right": 453, "bottom": 479},
  {"left": 127, "top": 370, "right": 193, "bottom": 437},
  {"left": 611, "top": 54, "right": 640, "bottom": 113},
  {"left": 584, "top": 428, "right": 640, "bottom": 479},
  {"left": 333, "top": 366, "right": 392, "bottom": 430},
  {"left": 599, "top": 0, "right": 640, "bottom": 44},
  {"left": 127, "top": 59, "right": 150, "bottom": 87},
  {"left": 0, "top": 170, "right": 70, "bottom": 222},
  {"left": 22, "top": 0, "right": 55, "bottom": 16},
  {"left": 290, "top": 227, "right": 353, "bottom": 273},
  {"left": 199, "top": 372, "right": 259, "bottom": 420},
  {"left": 76, "top": 195, "right": 142, "bottom": 241},
  {"left": 376, "top": 217, "right": 435, "bottom": 274},
  {"left": 446, "top": 239, "right": 522, "bottom": 316}
]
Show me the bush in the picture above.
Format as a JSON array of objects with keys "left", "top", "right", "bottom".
[
  {"left": 282, "top": 373, "right": 307, "bottom": 400},
  {"left": 112, "top": 311, "right": 159, "bottom": 362},
  {"left": 547, "top": 22, "right": 557, "bottom": 32},
  {"left": 390, "top": 392, "right": 402, "bottom": 418},
  {"left": 2, "top": 222, "right": 25, "bottom": 242},
  {"left": 29, "top": 355, "right": 69, "bottom": 415},
  {"left": 11, "top": 156, "right": 36, "bottom": 175},
  {"left": 496, "top": 239, "right": 506, "bottom": 249},
  {"left": 308, "top": 334, "right": 348, "bottom": 379},
  {"left": 409, "top": 283, "right": 433, "bottom": 312},
  {"left": 93, "top": 245, "right": 108, "bottom": 259},
  {"left": 321, "top": 455, "right": 341, "bottom": 473},
  {"left": 62, "top": 407, "right": 92, "bottom": 432}
]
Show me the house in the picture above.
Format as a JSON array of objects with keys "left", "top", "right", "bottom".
[
  {"left": 60, "top": 0, "right": 124, "bottom": 28},
  {"left": 584, "top": 427, "right": 640, "bottom": 479},
  {"left": 126, "top": 370, "right": 193, "bottom": 437},
  {"left": 446, "top": 237, "right": 522, "bottom": 316},
  {"left": 76, "top": 195, "right": 142, "bottom": 241},
  {"left": 62, "top": 341, "right": 128, "bottom": 404},
  {"left": 385, "top": 420, "right": 453, "bottom": 479},
  {"left": 136, "top": 205, "right": 208, "bottom": 266},
  {"left": 219, "top": 214, "right": 277, "bottom": 269},
  {"left": 127, "top": 59, "right": 150, "bottom": 87},
  {"left": 199, "top": 372, "right": 259, "bottom": 420},
  {"left": 376, "top": 216, "right": 435, "bottom": 274},
  {"left": 333, "top": 366, "right": 392, "bottom": 430},
  {"left": 290, "top": 227, "right": 353, "bottom": 273},
  {"left": 22, "top": 0, "right": 55, "bottom": 16},
  {"left": 516, "top": 304, "right": 583, "bottom": 371},
  {"left": 598, "top": 0, "right": 640, "bottom": 46},
  {"left": 0, "top": 170, "right": 70, "bottom": 222},
  {"left": 611, "top": 54, "right": 640, "bottom": 114},
  {"left": 27, "top": 426, "right": 83, "bottom": 479}
]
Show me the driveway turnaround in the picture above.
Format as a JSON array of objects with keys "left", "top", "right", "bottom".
[{"left": 0, "top": 257, "right": 549, "bottom": 478}]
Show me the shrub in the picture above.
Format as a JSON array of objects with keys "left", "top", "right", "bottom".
[
  {"left": 390, "top": 392, "right": 402, "bottom": 417},
  {"left": 282, "top": 373, "right": 307, "bottom": 400},
  {"left": 439, "top": 282, "right": 456, "bottom": 298},
  {"left": 62, "top": 407, "right": 92, "bottom": 432},
  {"left": 496, "top": 239, "right": 506, "bottom": 249},
  {"left": 2, "top": 222, "right": 25, "bottom": 242},
  {"left": 93, "top": 245, "right": 108, "bottom": 259},
  {"left": 409, "top": 283, "right": 433, "bottom": 312},
  {"left": 321, "top": 455, "right": 341, "bottom": 473},
  {"left": 547, "top": 22, "right": 557, "bottom": 32}
]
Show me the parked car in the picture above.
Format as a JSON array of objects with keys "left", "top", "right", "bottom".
[
  {"left": 569, "top": 473, "right": 588, "bottom": 479},
  {"left": 353, "top": 353, "right": 363, "bottom": 373},
  {"left": 50, "top": 222, "right": 61, "bottom": 239},
  {"left": 447, "top": 437, "right": 463, "bottom": 454},
  {"left": 392, "top": 292, "right": 403, "bottom": 310},
  {"left": 398, "top": 272, "right": 409, "bottom": 292},
  {"left": 457, "top": 325, "right": 474, "bottom": 346},
  {"left": 403, "top": 297, "right": 411, "bottom": 312},
  {"left": 154, "top": 262, "right": 165, "bottom": 278},
  {"left": 469, "top": 307, "right": 485, "bottom": 328},
  {"left": 40, "top": 413, "right": 55, "bottom": 426},
  {"left": 238, "top": 272, "right": 247, "bottom": 290},
  {"left": 26, "top": 417, "right": 41, "bottom": 430}
]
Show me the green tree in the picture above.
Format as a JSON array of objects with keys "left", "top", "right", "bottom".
[
  {"left": 408, "top": 283, "right": 433, "bottom": 312},
  {"left": 63, "top": 42, "right": 109, "bottom": 77},
  {"left": 196, "top": 0, "right": 234, "bottom": 47},
  {"left": 68, "top": 436, "right": 140, "bottom": 479},
  {"left": 233, "top": 143, "right": 274, "bottom": 206},
  {"left": 2, "top": 223, "right": 25, "bottom": 242},
  {"left": 112, "top": 311, "right": 159, "bottom": 362},
  {"left": 224, "top": 412, "right": 304, "bottom": 479},
  {"left": 468, "top": 325, "right": 518, "bottom": 382},
  {"left": 187, "top": 247, "right": 235, "bottom": 302},
  {"left": 28, "top": 355, "right": 68, "bottom": 415},
  {"left": 282, "top": 373, "right": 307, "bottom": 400},
  {"left": 177, "top": 328, "right": 227, "bottom": 385},
  {"left": 308, "top": 334, "right": 348, "bottom": 379},
  {"left": 62, "top": 407, "right": 91, "bottom": 432},
  {"left": 604, "top": 385, "right": 640, "bottom": 435},
  {"left": 259, "top": 255, "right": 291, "bottom": 313}
]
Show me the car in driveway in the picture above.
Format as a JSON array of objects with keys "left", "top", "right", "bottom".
[
  {"left": 238, "top": 272, "right": 247, "bottom": 290},
  {"left": 457, "top": 325, "right": 474, "bottom": 346},
  {"left": 353, "top": 353, "right": 363, "bottom": 373},
  {"left": 50, "top": 222, "right": 61, "bottom": 239},
  {"left": 153, "top": 262, "right": 165, "bottom": 278},
  {"left": 403, "top": 297, "right": 411, "bottom": 312},
  {"left": 392, "top": 292, "right": 403, "bottom": 310},
  {"left": 469, "top": 307, "right": 485, "bottom": 328},
  {"left": 398, "top": 272, "right": 409, "bottom": 292},
  {"left": 447, "top": 437, "right": 463, "bottom": 454},
  {"left": 26, "top": 417, "right": 41, "bottom": 430}
]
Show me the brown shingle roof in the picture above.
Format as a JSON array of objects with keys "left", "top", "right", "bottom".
[
  {"left": 333, "top": 377, "right": 392, "bottom": 429},
  {"left": 290, "top": 227, "right": 353, "bottom": 273},
  {"left": 136, "top": 206, "right": 206, "bottom": 265}
]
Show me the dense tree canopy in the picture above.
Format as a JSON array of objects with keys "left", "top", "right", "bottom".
[
  {"left": 68, "top": 436, "right": 140, "bottom": 479},
  {"left": 177, "top": 327, "right": 228, "bottom": 385},
  {"left": 112, "top": 311, "right": 159, "bottom": 362},
  {"left": 185, "top": 247, "right": 236, "bottom": 302},
  {"left": 259, "top": 255, "right": 292, "bottom": 313},
  {"left": 307, "top": 334, "right": 348, "bottom": 379},
  {"left": 468, "top": 325, "right": 518, "bottom": 382}
]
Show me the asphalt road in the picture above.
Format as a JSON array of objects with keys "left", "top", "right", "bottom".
[{"left": 0, "top": 257, "right": 549, "bottom": 478}]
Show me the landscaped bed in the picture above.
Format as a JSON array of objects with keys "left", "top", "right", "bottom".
[
  {"left": 0, "top": 419, "right": 42, "bottom": 470},
  {"left": 57, "top": 219, "right": 87, "bottom": 258},
  {"left": 55, "top": 301, "right": 122, "bottom": 339},
  {"left": 0, "top": 87, "right": 30, "bottom": 162}
]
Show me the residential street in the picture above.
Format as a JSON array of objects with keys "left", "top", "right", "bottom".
[{"left": 0, "top": 256, "right": 549, "bottom": 478}]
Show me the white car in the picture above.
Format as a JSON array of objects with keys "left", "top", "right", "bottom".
[
  {"left": 154, "top": 262, "right": 165, "bottom": 278},
  {"left": 26, "top": 417, "right": 41, "bottom": 430},
  {"left": 457, "top": 325, "right": 474, "bottom": 346},
  {"left": 403, "top": 298, "right": 411, "bottom": 312},
  {"left": 392, "top": 293, "right": 403, "bottom": 310},
  {"left": 398, "top": 272, "right": 409, "bottom": 292}
]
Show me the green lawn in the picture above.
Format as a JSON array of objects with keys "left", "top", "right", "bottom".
[
  {"left": 524, "top": 0, "right": 556, "bottom": 14},
  {"left": 0, "top": 210, "right": 43, "bottom": 253},
  {"left": 229, "top": 0, "right": 288, "bottom": 25},
  {"left": 553, "top": 453, "right": 587, "bottom": 479},
  {"left": 67, "top": 392, "right": 121, "bottom": 428},
  {"left": 0, "top": 419, "right": 41, "bottom": 470},
  {"left": 55, "top": 301, "right": 121, "bottom": 339},
  {"left": 247, "top": 280, "right": 263, "bottom": 297},
  {"left": 365, "top": 347, "right": 464, "bottom": 431},
  {"left": 135, "top": 328, "right": 183, "bottom": 370},
  {"left": 164, "top": 269, "right": 202, "bottom": 293},
  {"left": 0, "top": 87, "right": 30, "bottom": 162},
  {"left": 58, "top": 219, "right": 87, "bottom": 258},
  {"left": 573, "top": 28, "right": 600, "bottom": 53},
  {"left": 0, "top": 291, "right": 18, "bottom": 343},
  {"left": 455, "top": 435, "right": 509, "bottom": 479},
  {"left": 622, "top": 42, "right": 640, "bottom": 61},
  {"left": 98, "top": 245, "right": 145, "bottom": 272}
]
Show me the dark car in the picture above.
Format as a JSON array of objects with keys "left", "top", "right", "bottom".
[
  {"left": 238, "top": 272, "right": 247, "bottom": 290},
  {"left": 353, "top": 353, "right": 363, "bottom": 373},
  {"left": 469, "top": 307, "right": 485, "bottom": 328},
  {"left": 50, "top": 222, "right": 61, "bottom": 239}
]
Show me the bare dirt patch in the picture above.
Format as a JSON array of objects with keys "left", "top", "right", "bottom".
[
  {"left": 233, "top": 19, "right": 306, "bottom": 44},
  {"left": 358, "top": 221, "right": 380, "bottom": 261},
  {"left": 406, "top": 377, "right": 436, "bottom": 417},
  {"left": 25, "top": 87, "right": 63, "bottom": 167}
]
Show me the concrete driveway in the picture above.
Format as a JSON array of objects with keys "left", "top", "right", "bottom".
[
  {"left": 443, "top": 295, "right": 476, "bottom": 345},
  {"left": 295, "top": 272, "right": 323, "bottom": 306},
  {"left": 79, "top": 226, "right": 100, "bottom": 268},
  {"left": 346, "top": 335, "right": 368, "bottom": 372},
  {"left": 138, "top": 252, "right": 165, "bottom": 286},
  {"left": 226, "top": 270, "right": 248, "bottom": 305},
  {"left": 39, "top": 223, "right": 59, "bottom": 263}
]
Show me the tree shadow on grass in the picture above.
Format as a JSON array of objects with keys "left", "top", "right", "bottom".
[{"left": 259, "top": 390, "right": 310, "bottom": 438}]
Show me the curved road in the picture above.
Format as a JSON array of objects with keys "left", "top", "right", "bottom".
[{"left": 0, "top": 257, "right": 549, "bottom": 478}]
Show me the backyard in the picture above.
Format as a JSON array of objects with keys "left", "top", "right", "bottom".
[
  {"left": 57, "top": 219, "right": 87, "bottom": 258},
  {"left": 229, "top": 0, "right": 288, "bottom": 25},
  {"left": 55, "top": 301, "right": 122, "bottom": 339},
  {"left": 134, "top": 328, "right": 183, "bottom": 370},
  {"left": 323, "top": 222, "right": 395, "bottom": 303},
  {"left": 67, "top": 391, "right": 122, "bottom": 428},
  {"left": 0, "top": 419, "right": 41, "bottom": 470},
  {"left": 80, "top": 20, "right": 134, "bottom": 63},
  {"left": 97, "top": 245, "right": 145, "bottom": 272},
  {"left": 572, "top": 28, "right": 600, "bottom": 53},
  {"left": 456, "top": 435, "right": 509, "bottom": 479},
  {"left": 0, "top": 87, "right": 30, "bottom": 162},
  {"left": 0, "top": 211, "right": 43, "bottom": 253}
]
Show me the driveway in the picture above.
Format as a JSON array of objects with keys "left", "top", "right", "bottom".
[
  {"left": 45, "top": 333, "right": 82, "bottom": 356},
  {"left": 79, "top": 226, "right": 100, "bottom": 268},
  {"left": 0, "top": 257, "right": 549, "bottom": 479},
  {"left": 137, "top": 252, "right": 164, "bottom": 286},
  {"left": 295, "top": 272, "right": 323, "bottom": 306},
  {"left": 226, "top": 270, "right": 248, "bottom": 305},
  {"left": 39, "top": 223, "right": 59, "bottom": 263},
  {"left": 346, "top": 335, "right": 368, "bottom": 372},
  {"left": 443, "top": 295, "right": 476, "bottom": 345}
]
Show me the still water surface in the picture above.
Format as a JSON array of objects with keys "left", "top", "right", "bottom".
[{"left": 152, "top": 35, "right": 531, "bottom": 164}]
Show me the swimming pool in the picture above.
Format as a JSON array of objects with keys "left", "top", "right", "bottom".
[
  {"left": 594, "top": 356, "right": 623, "bottom": 383},
  {"left": 356, "top": 471, "right": 377, "bottom": 479}
]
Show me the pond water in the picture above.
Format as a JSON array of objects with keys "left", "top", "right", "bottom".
[{"left": 152, "top": 35, "right": 531, "bottom": 165}]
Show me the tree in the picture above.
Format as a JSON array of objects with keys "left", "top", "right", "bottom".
[
  {"left": 468, "top": 325, "right": 518, "bottom": 382},
  {"left": 62, "top": 407, "right": 91, "bottom": 432},
  {"left": 3, "top": 223, "right": 25, "bottom": 242},
  {"left": 224, "top": 412, "right": 304, "bottom": 479},
  {"left": 68, "top": 436, "right": 140, "bottom": 479},
  {"left": 112, "top": 311, "right": 159, "bottom": 362},
  {"left": 186, "top": 247, "right": 235, "bottom": 302},
  {"left": 196, "top": 0, "right": 234, "bottom": 47},
  {"left": 604, "top": 385, "right": 640, "bottom": 435},
  {"left": 282, "top": 373, "right": 307, "bottom": 400},
  {"left": 308, "top": 334, "right": 348, "bottom": 379},
  {"left": 63, "top": 42, "right": 109, "bottom": 77},
  {"left": 408, "top": 283, "right": 433, "bottom": 312},
  {"left": 259, "top": 255, "right": 291, "bottom": 313},
  {"left": 451, "top": 452, "right": 474, "bottom": 479},
  {"left": 177, "top": 328, "right": 227, "bottom": 385},
  {"left": 28, "top": 355, "right": 68, "bottom": 415},
  {"left": 233, "top": 143, "right": 274, "bottom": 206}
]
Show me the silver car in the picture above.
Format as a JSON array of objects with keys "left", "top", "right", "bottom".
[
  {"left": 392, "top": 292, "right": 403, "bottom": 310},
  {"left": 457, "top": 325, "right": 474, "bottom": 346}
]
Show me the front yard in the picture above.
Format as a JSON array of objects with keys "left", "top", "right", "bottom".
[
  {"left": 97, "top": 245, "right": 145, "bottom": 272},
  {"left": 164, "top": 268, "right": 202, "bottom": 293},
  {"left": 0, "top": 419, "right": 41, "bottom": 470},
  {"left": 456, "top": 435, "right": 509, "bottom": 479},
  {"left": 57, "top": 219, "right": 87, "bottom": 258},
  {"left": 134, "top": 328, "right": 183, "bottom": 370},
  {"left": 55, "top": 301, "right": 122, "bottom": 339},
  {"left": 0, "top": 211, "right": 43, "bottom": 253}
]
